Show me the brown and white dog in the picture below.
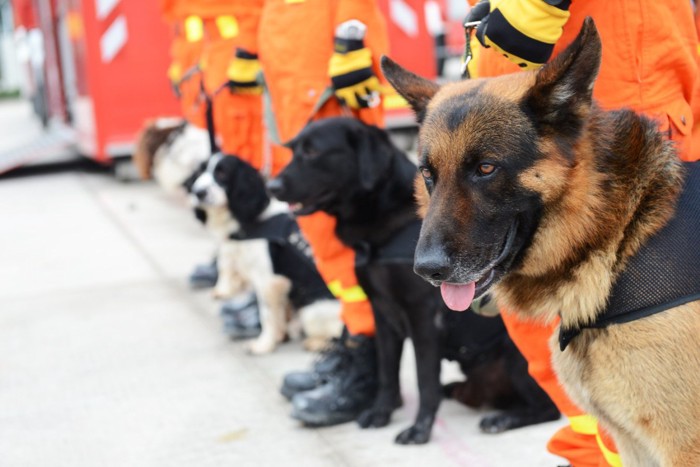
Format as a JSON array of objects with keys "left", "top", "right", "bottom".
[
  {"left": 383, "top": 18, "right": 700, "bottom": 466},
  {"left": 133, "top": 118, "right": 210, "bottom": 197}
]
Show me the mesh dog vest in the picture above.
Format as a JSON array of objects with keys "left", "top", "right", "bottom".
[
  {"left": 560, "top": 162, "right": 700, "bottom": 350},
  {"left": 231, "top": 213, "right": 332, "bottom": 308}
]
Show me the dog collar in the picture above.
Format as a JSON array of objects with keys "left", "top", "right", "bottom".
[{"left": 354, "top": 219, "right": 422, "bottom": 267}]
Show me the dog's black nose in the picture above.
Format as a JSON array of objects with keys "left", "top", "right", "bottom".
[
  {"left": 194, "top": 189, "right": 207, "bottom": 201},
  {"left": 266, "top": 177, "right": 284, "bottom": 197},
  {"left": 414, "top": 251, "right": 451, "bottom": 281}
]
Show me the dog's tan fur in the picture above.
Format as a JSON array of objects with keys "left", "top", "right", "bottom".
[
  {"left": 133, "top": 118, "right": 185, "bottom": 180},
  {"left": 213, "top": 240, "right": 250, "bottom": 299},
  {"left": 384, "top": 18, "right": 700, "bottom": 466}
]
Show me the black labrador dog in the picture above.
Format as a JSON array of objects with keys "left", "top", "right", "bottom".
[{"left": 268, "top": 117, "right": 559, "bottom": 444}]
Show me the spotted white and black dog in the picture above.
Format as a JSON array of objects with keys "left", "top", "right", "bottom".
[{"left": 188, "top": 153, "right": 342, "bottom": 354}]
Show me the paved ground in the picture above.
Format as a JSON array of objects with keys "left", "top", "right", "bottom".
[{"left": 0, "top": 102, "right": 568, "bottom": 467}]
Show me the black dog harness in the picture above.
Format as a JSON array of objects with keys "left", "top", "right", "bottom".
[
  {"left": 354, "top": 219, "right": 423, "bottom": 268},
  {"left": 230, "top": 213, "right": 332, "bottom": 309},
  {"left": 560, "top": 162, "right": 700, "bottom": 350}
]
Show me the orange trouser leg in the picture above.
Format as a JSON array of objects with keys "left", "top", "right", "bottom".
[
  {"left": 501, "top": 312, "right": 615, "bottom": 467},
  {"left": 272, "top": 145, "right": 375, "bottom": 337},
  {"left": 546, "top": 426, "right": 609, "bottom": 467},
  {"left": 178, "top": 72, "right": 207, "bottom": 130},
  {"left": 295, "top": 212, "right": 375, "bottom": 337},
  {"left": 215, "top": 91, "right": 264, "bottom": 169}
]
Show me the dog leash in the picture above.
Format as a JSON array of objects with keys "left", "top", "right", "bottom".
[
  {"left": 202, "top": 81, "right": 220, "bottom": 155},
  {"left": 461, "top": 20, "right": 481, "bottom": 79}
]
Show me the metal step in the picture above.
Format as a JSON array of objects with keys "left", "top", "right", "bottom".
[{"left": 0, "top": 122, "right": 78, "bottom": 175}]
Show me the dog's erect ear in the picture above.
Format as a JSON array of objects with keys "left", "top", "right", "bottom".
[
  {"left": 354, "top": 124, "right": 394, "bottom": 192},
  {"left": 524, "top": 17, "right": 601, "bottom": 129},
  {"left": 381, "top": 56, "right": 440, "bottom": 124},
  {"left": 225, "top": 156, "right": 270, "bottom": 224}
]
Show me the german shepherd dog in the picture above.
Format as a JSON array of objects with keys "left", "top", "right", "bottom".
[
  {"left": 268, "top": 118, "right": 559, "bottom": 444},
  {"left": 382, "top": 18, "right": 700, "bottom": 465}
]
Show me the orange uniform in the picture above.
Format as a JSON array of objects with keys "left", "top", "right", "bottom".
[
  {"left": 198, "top": 2, "right": 266, "bottom": 170},
  {"left": 258, "top": 0, "right": 390, "bottom": 335},
  {"left": 161, "top": 0, "right": 207, "bottom": 129},
  {"left": 691, "top": 4, "right": 700, "bottom": 161},
  {"left": 161, "top": 0, "right": 266, "bottom": 170},
  {"left": 475, "top": 1, "right": 699, "bottom": 465}
]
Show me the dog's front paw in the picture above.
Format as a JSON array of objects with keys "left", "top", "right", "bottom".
[
  {"left": 395, "top": 424, "right": 431, "bottom": 445},
  {"left": 480, "top": 407, "right": 560, "bottom": 433},
  {"left": 357, "top": 408, "right": 392, "bottom": 428},
  {"left": 212, "top": 286, "right": 231, "bottom": 300},
  {"left": 302, "top": 336, "right": 328, "bottom": 352},
  {"left": 479, "top": 413, "right": 516, "bottom": 434},
  {"left": 246, "top": 337, "right": 277, "bottom": 355}
]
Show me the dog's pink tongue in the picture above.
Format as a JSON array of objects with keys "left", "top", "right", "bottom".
[{"left": 440, "top": 282, "right": 476, "bottom": 312}]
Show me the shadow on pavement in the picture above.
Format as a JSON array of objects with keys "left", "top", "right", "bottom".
[{"left": 0, "top": 158, "right": 113, "bottom": 181}]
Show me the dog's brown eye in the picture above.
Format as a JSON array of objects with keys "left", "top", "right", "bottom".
[
  {"left": 420, "top": 167, "right": 433, "bottom": 180},
  {"left": 478, "top": 163, "right": 496, "bottom": 176}
]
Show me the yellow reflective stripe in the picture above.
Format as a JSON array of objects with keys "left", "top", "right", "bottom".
[
  {"left": 167, "top": 63, "right": 182, "bottom": 83},
  {"left": 328, "top": 48, "right": 373, "bottom": 77},
  {"left": 216, "top": 15, "right": 239, "bottom": 39},
  {"left": 285, "top": 0, "right": 305, "bottom": 3},
  {"left": 596, "top": 432, "right": 623, "bottom": 467},
  {"left": 569, "top": 414, "right": 621, "bottom": 466},
  {"left": 327, "top": 280, "right": 343, "bottom": 298},
  {"left": 227, "top": 58, "right": 261, "bottom": 83},
  {"left": 382, "top": 94, "right": 407, "bottom": 110},
  {"left": 568, "top": 414, "right": 598, "bottom": 435},
  {"left": 326, "top": 281, "right": 368, "bottom": 302},
  {"left": 498, "top": 0, "right": 570, "bottom": 45},
  {"left": 184, "top": 15, "right": 203, "bottom": 42},
  {"left": 339, "top": 285, "right": 368, "bottom": 303}
]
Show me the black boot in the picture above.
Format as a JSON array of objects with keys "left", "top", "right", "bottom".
[
  {"left": 290, "top": 333, "right": 378, "bottom": 427},
  {"left": 188, "top": 257, "right": 218, "bottom": 289},
  {"left": 280, "top": 328, "right": 350, "bottom": 400},
  {"left": 220, "top": 291, "right": 261, "bottom": 339}
]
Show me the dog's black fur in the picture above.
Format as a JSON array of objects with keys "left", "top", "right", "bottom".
[
  {"left": 269, "top": 117, "right": 559, "bottom": 444},
  {"left": 181, "top": 162, "right": 209, "bottom": 224}
]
